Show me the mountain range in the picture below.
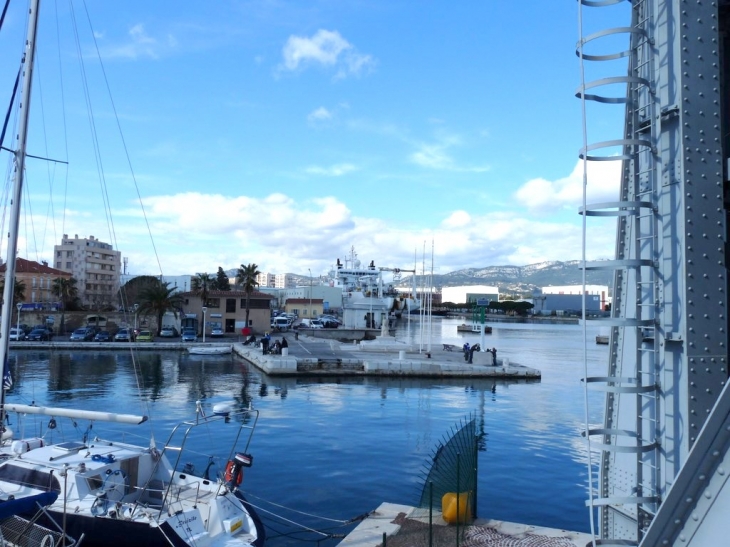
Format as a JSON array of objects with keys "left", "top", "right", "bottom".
[{"left": 285, "top": 260, "right": 614, "bottom": 297}]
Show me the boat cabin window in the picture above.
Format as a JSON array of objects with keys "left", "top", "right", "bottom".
[{"left": 0, "top": 464, "right": 61, "bottom": 493}]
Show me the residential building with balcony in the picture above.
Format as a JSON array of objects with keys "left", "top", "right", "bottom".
[{"left": 54, "top": 234, "right": 121, "bottom": 309}]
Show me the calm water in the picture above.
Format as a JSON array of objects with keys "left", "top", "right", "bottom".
[{"left": 6, "top": 317, "right": 607, "bottom": 546}]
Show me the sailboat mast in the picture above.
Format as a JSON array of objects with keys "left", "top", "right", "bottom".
[{"left": 0, "top": 0, "right": 41, "bottom": 420}]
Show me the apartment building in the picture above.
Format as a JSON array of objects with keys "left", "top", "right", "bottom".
[
  {"left": 255, "top": 272, "right": 276, "bottom": 288},
  {"left": 274, "top": 273, "right": 295, "bottom": 288},
  {"left": 54, "top": 234, "right": 121, "bottom": 309}
]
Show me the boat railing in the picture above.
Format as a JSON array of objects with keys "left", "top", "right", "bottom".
[{"left": 148, "top": 408, "right": 259, "bottom": 512}]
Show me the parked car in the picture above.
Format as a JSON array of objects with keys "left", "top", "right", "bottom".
[
  {"left": 309, "top": 319, "right": 325, "bottom": 329},
  {"left": 319, "top": 316, "right": 341, "bottom": 328},
  {"left": 94, "top": 330, "right": 111, "bottom": 342},
  {"left": 136, "top": 330, "right": 153, "bottom": 342},
  {"left": 26, "top": 328, "right": 52, "bottom": 341},
  {"left": 114, "top": 328, "right": 133, "bottom": 342},
  {"left": 181, "top": 328, "right": 197, "bottom": 342},
  {"left": 9, "top": 328, "right": 23, "bottom": 341},
  {"left": 70, "top": 327, "right": 95, "bottom": 341},
  {"left": 210, "top": 327, "right": 224, "bottom": 338},
  {"left": 159, "top": 326, "right": 178, "bottom": 338}
]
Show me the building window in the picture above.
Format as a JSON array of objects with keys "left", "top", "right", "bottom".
[
  {"left": 65, "top": 262, "right": 71, "bottom": 269},
  {"left": 206, "top": 298, "right": 220, "bottom": 308},
  {"left": 226, "top": 299, "right": 235, "bottom": 313}
]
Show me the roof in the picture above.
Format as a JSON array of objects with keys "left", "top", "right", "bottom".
[
  {"left": 181, "top": 290, "right": 273, "bottom": 299},
  {"left": 0, "top": 257, "right": 71, "bottom": 276},
  {"left": 285, "top": 298, "right": 324, "bottom": 304}
]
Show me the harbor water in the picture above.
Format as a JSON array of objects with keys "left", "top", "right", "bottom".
[{"left": 6, "top": 317, "right": 607, "bottom": 546}]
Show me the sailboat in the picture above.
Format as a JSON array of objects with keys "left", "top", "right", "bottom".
[{"left": 0, "top": 2, "right": 265, "bottom": 546}]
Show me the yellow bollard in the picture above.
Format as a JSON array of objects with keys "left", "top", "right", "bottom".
[{"left": 441, "top": 492, "right": 471, "bottom": 524}]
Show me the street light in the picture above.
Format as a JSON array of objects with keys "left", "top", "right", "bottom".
[
  {"left": 308, "top": 269, "right": 312, "bottom": 318},
  {"left": 133, "top": 303, "right": 139, "bottom": 332},
  {"left": 202, "top": 307, "right": 207, "bottom": 343},
  {"left": 16, "top": 303, "right": 22, "bottom": 335}
]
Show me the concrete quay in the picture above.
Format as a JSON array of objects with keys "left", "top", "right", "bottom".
[
  {"left": 233, "top": 333, "right": 541, "bottom": 378},
  {"left": 338, "top": 502, "right": 592, "bottom": 547}
]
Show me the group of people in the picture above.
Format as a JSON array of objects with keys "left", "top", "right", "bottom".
[
  {"left": 261, "top": 333, "right": 288, "bottom": 355},
  {"left": 462, "top": 343, "right": 498, "bottom": 365}
]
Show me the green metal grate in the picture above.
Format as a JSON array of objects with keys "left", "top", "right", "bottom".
[{"left": 417, "top": 414, "right": 478, "bottom": 519}]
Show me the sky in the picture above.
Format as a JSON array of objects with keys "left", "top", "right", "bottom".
[{"left": 0, "top": 0, "right": 631, "bottom": 279}]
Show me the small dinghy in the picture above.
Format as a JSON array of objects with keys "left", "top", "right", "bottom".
[{"left": 188, "top": 345, "right": 233, "bottom": 355}]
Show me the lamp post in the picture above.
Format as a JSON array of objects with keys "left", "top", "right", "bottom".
[
  {"left": 308, "top": 269, "right": 312, "bottom": 318},
  {"left": 133, "top": 303, "right": 139, "bottom": 332},
  {"left": 202, "top": 307, "right": 207, "bottom": 343},
  {"left": 16, "top": 303, "right": 22, "bottom": 335}
]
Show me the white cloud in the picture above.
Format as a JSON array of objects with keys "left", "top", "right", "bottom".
[
  {"left": 514, "top": 159, "right": 621, "bottom": 212},
  {"left": 442, "top": 210, "right": 471, "bottom": 228},
  {"left": 280, "top": 29, "right": 375, "bottom": 78},
  {"left": 305, "top": 163, "right": 357, "bottom": 176},
  {"left": 60, "top": 189, "right": 615, "bottom": 277},
  {"left": 307, "top": 107, "right": 333, "bottom": 123},
  {"left": 102, "top": 24, "right": 171, "bottom": 59},
  {"left": 409, "top": 139, "right": 489, "bottom": 173}
]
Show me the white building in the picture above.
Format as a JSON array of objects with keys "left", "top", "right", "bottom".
[
  {"left": 255, "top": 272, "right": 276, "bottom": 288},
  {"left": 532, "top": 284, "right": 610, "bottom": 315},
  {"left": 441, "top": 285, "right": 500, "bottom": 305},
  {"left": 275, "top": 273, "right": 296, "bottom": 288},
  {"left": 54, "top": 234, "right": 121, "bottom": 308}
]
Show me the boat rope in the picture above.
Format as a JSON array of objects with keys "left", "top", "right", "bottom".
[
  {"left": 244, "top": 491, "right": 366, "bottom": 524},
  {"left": 243, "top": 493, "right": 373, "bottom": 542}
]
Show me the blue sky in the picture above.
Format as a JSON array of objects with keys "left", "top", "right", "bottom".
[{"left": 0, "top": 0, "right": 629, "bottom": 278}]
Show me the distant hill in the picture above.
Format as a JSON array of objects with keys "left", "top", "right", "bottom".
[
  {"left": 417, "top": 260, "right": 614, "bottom": 295},
  {"left": 279, "top": 260, "right": 613, "bottom": 297}
]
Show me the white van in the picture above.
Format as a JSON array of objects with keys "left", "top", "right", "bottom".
[
  {"left": 271, "top": 317, "right": 291, "bottom": 331},
  {"left": 300, "top": 319, "right": 324, "bottom": 329}
]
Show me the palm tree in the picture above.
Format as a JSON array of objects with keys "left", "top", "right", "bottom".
[
  {"left": 191, "top": 273, "right": 214, "bottom": 307},
  {"left": 51, "top": 277, "right": 78, "bottom": 335},
  {"left": 0, "top": 276, "right": 27, "bottom": 309},
  {"left": 137, "top": 281, "right": 184, "bottom": 336},
  {"left": 236, "top": 263, "right": 260, "bottom": 329}
]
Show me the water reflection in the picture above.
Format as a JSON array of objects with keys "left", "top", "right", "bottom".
[{"left": 6, "top": 321, "right": 608, "bottom": 546}]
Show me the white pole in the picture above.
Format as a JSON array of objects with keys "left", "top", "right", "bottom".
[{"left": 202, "top": 307, "right": 207, "bottom": 342}]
